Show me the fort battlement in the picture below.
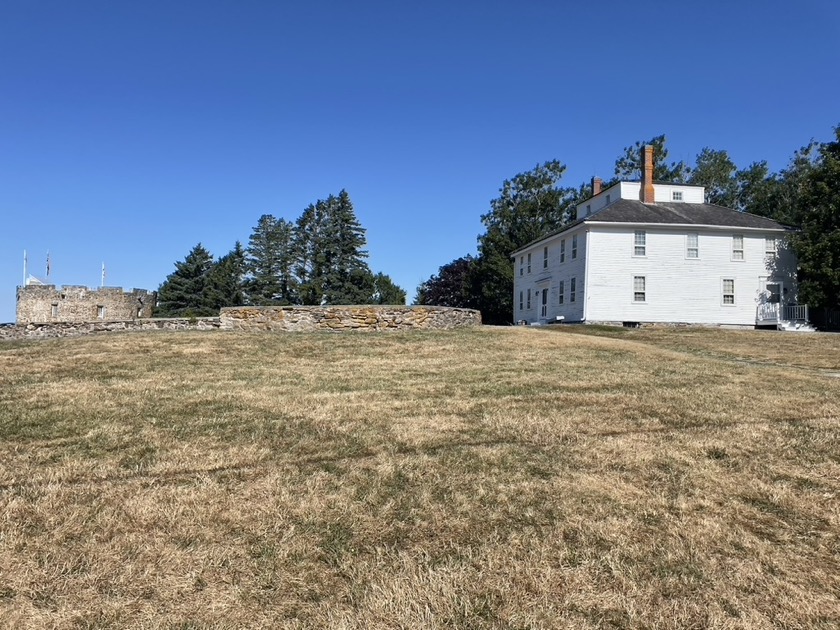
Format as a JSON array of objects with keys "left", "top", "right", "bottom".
[{"left": 16, "top": 284, "right": 156, "bottom": 324}]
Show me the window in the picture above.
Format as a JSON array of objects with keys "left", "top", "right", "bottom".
[
  {"left": 586, "top": 204, "right": 591, "bottom": 216},
  {"left": 51, "top": 303, "right": 59, "bottom": 318},
  {"left": 686, "top": 233, "right": 699, "bottom": 258},
  {"left": 560, "top": 239, "right": 566, "bottom": 263},
  {"left": 527, "top": 253, "right": 531, "bottom": 273},
  {"left": 765, "top": 237, "right": 777, "bottom": 255},
  {"left": 732, "top": 235, "right": 744, "bottom": 260},
  {"left": 672, "top": 191, "right": 683, "bottom": 201},
  {"left": 722, "top": 279, "right": 735, "bottom": 305},
  {"left": 519, "top": 256, "right": 524, "bottom": 276},
  {"left": 572, "top": 235, "right": 578, "bottom": 259},
  {"left": 526, "top": 288, "right": 531, "bottom": 309},
  {"left": 519, "top": 291, "right": 523, "bottom": 311},
  {"left": 634, "top": 230, "right": 646, "bottom": 256},
  {"left": 633, "top": 276, "right": 646, "bottom": 302},
  {"left": 570, "top": 277, "right": 576, "bottom": 303},
  {"left": 559, "top": 280, "right": 565, "bottom": 304},
  {"left": 605, "top": 194, "right": 611, "bottom": 204},
  {"left": 97, "top": 305, "right": 106, "bottom": 319},
  {"left": 543, "top": 246, "right": 549, "bottom": 269}
]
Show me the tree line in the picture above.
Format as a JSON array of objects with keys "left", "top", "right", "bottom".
[
  {"left": 155, "top": 190, "right": 406, "bottom": 316},
  {"left": 416, "top": 127, "right": 840, "bottom": 324}
]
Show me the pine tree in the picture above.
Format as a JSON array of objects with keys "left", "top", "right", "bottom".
[
  {"left": 245, "top": 215, "right": 295, "bottom": 305},
  {"left": 156, "top": 243, "right": 216, "bottom": 316},
  {"left": 293, "top": 190, "right": 371, "bottom": 305},
  {"left": 372, "top": 272, "right": 406, "bottom": 305},
  {"left": 207, "top": 241, "right": 246, "bottom": 310}
]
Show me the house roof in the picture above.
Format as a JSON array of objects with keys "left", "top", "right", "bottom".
[
  {"left": 588, "top": 199, "right": 789, "bottom": 229},
  {"left": 510, "top": 200, "right": 792, "bottom": 256}
]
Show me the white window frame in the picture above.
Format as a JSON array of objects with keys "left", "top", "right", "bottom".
[
  {"left": 686, "top": 233, "right": 699, "bottom": 259},
  {"left": 570, "top": 277, "right": 576, "bottom": 303},
  {"left": 540, "top": 288, "right": 548, "bottom": 318},
  {"left": 732, "top": 235, "right": 744, "bottom": 261},
  {"left": 527, "top": 253, "right": 531, "bottom": 273},
  {"left": 560, "top": 239, "right": 566, "bottom": 263},
  {"left": 765, "top": 237, "right": 777, "bottom": 256},
  {"left": 633, "top": 276, "right": 646, "bottom": 303},
  {"left": 672, "top": 191, "right": 683, "bottom": 201},
  {"left": 558, "top": 280, "right": 564, "bottom": 305},
  {"left": 519, "top": 256, "right": 524, "bottom": 276},
  {"left": 634, "top": 230, "right": 646, "bottom": 257},
  {"left": 526, "top": 288, "right": 531, "bottom": 309},
  {"left": 543, "top": 246, "right": 549, "bottom": 269},
  {"left": 519, "top": 291, "right": 523, "bottom": 311},
  {"left": 722, "top": 278, "right": 735, "bottom": 306},
  {"left": 97, "top": 305, "right": 106, "bottom": 320},
  {"left": 572, "top": 235, "right": 578, "bottom": 259}
]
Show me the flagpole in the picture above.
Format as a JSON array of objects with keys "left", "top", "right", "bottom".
[
  {"left": 23, "top": 250, "right": 27, "bottom": 286},
  {"left": 101, "top": 262, "right": 106, "bottom": 287}
]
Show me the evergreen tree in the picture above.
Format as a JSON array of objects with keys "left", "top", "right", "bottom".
[
  {"left": 207, "top": 241, "right": 246, "bottom": 310},
  {"left": 293, "top": 190, "right": 371, "bottom": 305},
  {"left": 372, "top": 272, "right": 406, "bottom": 305},
  {"left": 156, "top": 243, "right": 216, "bottom": 316},
  {"left": 245, "top": 215, "right": 295, "bottom": 305}
]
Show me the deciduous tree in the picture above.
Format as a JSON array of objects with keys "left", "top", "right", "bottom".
[
  {"left": 415, "top": 256, "right": 475, "bottom": 307},
  {"left": 612, "top": 134, "right": 690, "bottom": 184}
]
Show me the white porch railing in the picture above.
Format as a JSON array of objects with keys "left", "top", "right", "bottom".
[{"left": 755, "top": 303, "right": 809, "bottom": 324}]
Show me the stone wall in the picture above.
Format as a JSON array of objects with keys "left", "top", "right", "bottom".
[
  {"left": 219, "top": 305, "right": 482, "bottom": 332},
  {"left": 0, "top": 318, "right": 220, "bottom": 341},
  {"left": 16, "top": 285, "right": 156, "bottom": 324}
]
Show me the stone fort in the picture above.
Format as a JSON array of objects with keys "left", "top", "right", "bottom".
[{"left": 16, "top": 284, "right": 156, "bottom": 325}]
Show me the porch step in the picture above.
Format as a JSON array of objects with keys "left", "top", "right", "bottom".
[{"left": 778, "top": 320, "right": 817, "bottom": 332}]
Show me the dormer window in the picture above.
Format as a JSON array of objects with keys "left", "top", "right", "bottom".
[
  {"left": 606, "top": 194, "right": 611, "bottom": 204},
  {"left": 586, "top": 204, "right": 591, "bottom": 215},
  {"left": 672, "top": 191, "right": 683, "bottom": 201}
]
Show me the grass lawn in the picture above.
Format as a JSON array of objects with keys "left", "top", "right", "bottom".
[{"left": 0, "top": 326, "right": 838, "bottom": 629}]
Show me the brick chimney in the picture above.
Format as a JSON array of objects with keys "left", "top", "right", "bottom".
[
  {"left": 640, "top": 145, "right": 655, "bottom": 203},
  {"left": 591, "top": 177, "right": 603, "bottom": 196}
]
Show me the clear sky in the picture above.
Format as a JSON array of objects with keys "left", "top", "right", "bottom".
[{"left": 2, "top": 0, "right": 839, "bottom": 323}]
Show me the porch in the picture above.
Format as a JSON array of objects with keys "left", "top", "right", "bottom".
[{"left": 755, "top": 303, "right": 815, "bottom": 331}]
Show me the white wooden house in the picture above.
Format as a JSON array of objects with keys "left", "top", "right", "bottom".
[{"left": 511, "top": 147, "right": 809, "bottom": 329}]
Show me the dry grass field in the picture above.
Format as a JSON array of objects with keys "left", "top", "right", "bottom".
[{"left": 0, "top": 326, "right": 838, "bottom": 629}]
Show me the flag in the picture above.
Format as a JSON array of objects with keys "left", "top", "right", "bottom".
[
  {"left": 101, "top": 262, "right": 106, "bottom": 287},
  {"left": 46, "top": 251, "right": 51, "bottom": 277}
]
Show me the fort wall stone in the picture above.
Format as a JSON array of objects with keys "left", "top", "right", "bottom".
[
  {"left": 0, "top": 318, "right": 220, "bottom": 340},
  {"left": 219, "top": 305, "right": 482, "bottom": 332},
  {"left": 16, "top": 285, "right": 156, "bottom": 325}
]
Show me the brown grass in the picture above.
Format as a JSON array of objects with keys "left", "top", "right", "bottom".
[{"left": 0, "top": 326, "right": 838, "bottom": 629}]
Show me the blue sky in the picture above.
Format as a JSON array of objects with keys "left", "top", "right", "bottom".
[{"left": 2, "top": 0, "right": 839, "bottom": 322}]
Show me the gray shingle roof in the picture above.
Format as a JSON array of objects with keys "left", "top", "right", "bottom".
[
  {"left": 510, "top": 200, "right": 791, "bottom": 256},
  {"left": 588, "top": 199, "right": 790, "bottom": 229}
]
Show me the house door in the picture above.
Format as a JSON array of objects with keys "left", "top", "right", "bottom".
[
  {"left": 765, "top": 281, "right": 782, "bottom": 304},
  {"left": 540, "top": 288, "right": 548, "bottom": 318}
]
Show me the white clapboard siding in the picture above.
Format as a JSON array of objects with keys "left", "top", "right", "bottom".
[{"left": 585, "top": 227, "right": 792, "bottom": 325}]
